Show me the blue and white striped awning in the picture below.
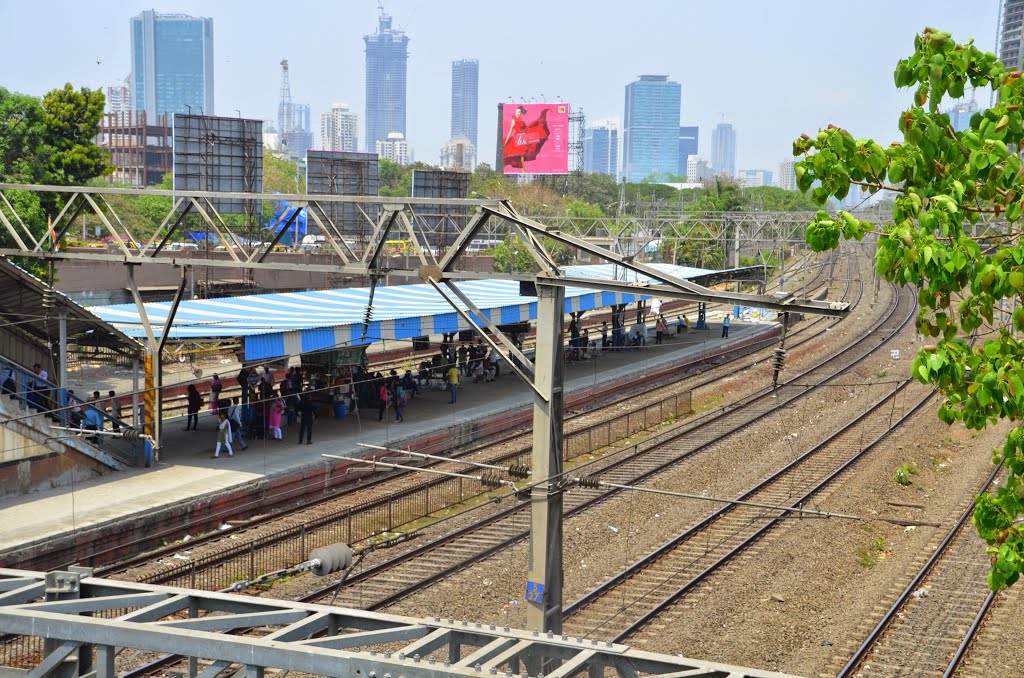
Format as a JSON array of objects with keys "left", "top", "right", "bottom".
[{"left": 88, "top": 264, "right": 725, "bottom": 361}]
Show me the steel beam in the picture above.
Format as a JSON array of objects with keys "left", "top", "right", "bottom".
[
  {"left": 0, "top": 569, "right": 798, "bottom": 678},
  {"left": 526, "top": 283, "right": 566, "bottom": 635}
]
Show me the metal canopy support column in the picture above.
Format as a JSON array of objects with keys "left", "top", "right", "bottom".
[
  {"left": 526, "top": 282, "right": 565, "bottom": 636},
  {"left": 127, "top": 265, "right": 189, "bottom": 465}
]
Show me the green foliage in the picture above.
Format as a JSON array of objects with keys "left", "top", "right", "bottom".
[
  {"left": 855, "top": 535, "right": 890, "bottom": 568},
  {"left": 492, "top": 237, "right": 538, "bottom": 274},
  {"left": 39, "top": 84, "right": 111, "bottom": 186},
  {"left": 659, "top": 224, "right": 726, "bottom": 268},
  {"left": 894, "top": 462, "right": 919, "bottom": 486},
  {"left": 794, "top": 27, "right": 1024, "bottom": 589}
]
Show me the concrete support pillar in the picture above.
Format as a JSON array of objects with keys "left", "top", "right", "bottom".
[
  {"left": 58, "top": 312, "right": 67, "bottom": 413},
  {"left": 525, "top": 282, "right": 565, "bottom": 635}
]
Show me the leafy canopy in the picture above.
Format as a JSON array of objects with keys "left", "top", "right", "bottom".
[{"left": 794, "top": 27, "right": 1024, "bottom": 590}]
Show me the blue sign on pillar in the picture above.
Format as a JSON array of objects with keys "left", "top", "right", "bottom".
[{"left": 525, "top": 581, "right": 545, "bottom": 603}]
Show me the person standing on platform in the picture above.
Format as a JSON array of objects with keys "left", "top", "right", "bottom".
[
  {"left": 297, "top": 393, "right": 316, "bottom": 444},
  {"left": 600, "top": 321, "right": 609, "bottom": 349},
  {"left": 210, "top": 374, "right": 223, "bottom": 414},
  {"left": 106, "top": 390, "right": 122, "bottom": 431},
  {"left": 212, "top": 411, "right": 233, "bottom": 458},
  {"left": 185, "top": 384, "right": 203, "bottom": 431},
  {"left": 676, "top": 315, "right": 685, "bottom": 334},
  {"left": 489, "top": 348, "right": 500, "bottom": 377},
  {"left": 290, "top": 366, "right": 302, "bottom": 395},
  {"left": 377, "top": 381, "right": 388, "bottom": 422},
  {"left": 447, "top": 363, "right": 459, "bottom": 404},
  {"left": 392, "top": 383, "right": 405, "bottom": 422},
  {"left": 655, "top": 316, "right": 667, "bottom": 345},
  {"left": 722, "top": 313, "right": 731, "bottom": 338},
  {"left": 227, "top": 397, "right": 248, "bottom": 450},
  {"left": 458, "top": 343, "right": 469, "bottom": 377},
  {"left": 236, "top": 366, "right": 251, "bottom": 407},
  {"left": 268, "top": 393, "right": 284, "bottom": 440}
]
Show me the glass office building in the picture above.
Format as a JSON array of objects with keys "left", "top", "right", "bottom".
[
  {"left": 451, "top": 59, "right": 479, "bottom": 149},
  {"left": 130, "top": 10, "right": 214, "bottom": 118},
  {"left": 364, "top": 13, "right": 409, "bottom": 152},
  {"left": 583, "top": 122, "right": 618, "bottom": 177},
  {"left": 623, "top": 75, "right": 681, "bottom": 183}
]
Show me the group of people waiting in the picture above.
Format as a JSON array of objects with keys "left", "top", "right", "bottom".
[{"left": 185, "top": 365, "right": 320, "bottom": 458}]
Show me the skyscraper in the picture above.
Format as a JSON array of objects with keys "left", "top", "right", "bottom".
[
  {"left": 583, "top": 120, "right": 618, "bottom": 177},
  {"left": 106, "top": 77, "right": 131, "bottom": 115},
  {"left": 623, "top": 75, "right": 681, "bottom": 183},
  {"left": 678, "top": 126, "right": 698, "bottom": 175},
  {"left": 130, "top": 10, "right": 214, "bottom": 118},
  {"left": 710, "top": 122, "right": 736, "bottom": 177},
  {"left": 451, "top": 59, "right": 479, "bottom": 149},
  {"left": 999, "top": 0, "right": 1024, "bottom": 70},
  {"left": 321, "top": 103, "right": 360, "bottom": 152},
  {"left": 364, "top": 11, "right": 409, "bottom": 152}
]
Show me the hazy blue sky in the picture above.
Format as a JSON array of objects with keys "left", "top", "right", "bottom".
[{"left": 0, "top": 1, "right": 1002, "bottom": 173}]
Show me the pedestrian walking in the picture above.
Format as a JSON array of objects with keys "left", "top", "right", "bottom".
[
  {"left": 212, "top": 411, "right": 233, "bottom": 458},
  {"left": 297, "top": 393, "right": 316, "bottom": 444},
  {"left": 227, "top": 397, "right": 248, "bottom": 450},
  {"left": 392, "top": 384, "right": 404, "bottom": 422},
  {"left": 722, "top": 313, "right": 731, "bottom": 338},
  {"left": 185, "top": 384, "right": 203, "bottom": 431},
  {"left": 447, "top": 363, "right": 459, "bottom": 404},
  {"left": 106, "top": 390, "right": 122, "bottom": 431}
]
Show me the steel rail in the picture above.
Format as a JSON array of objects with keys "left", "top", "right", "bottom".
[{"left": 838, "top": 461, "right": 1005, "bottom": 677}]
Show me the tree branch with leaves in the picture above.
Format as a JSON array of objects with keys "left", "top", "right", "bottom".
[{"left": 795, "top": 27, "right": 1024, "bottom": 590}]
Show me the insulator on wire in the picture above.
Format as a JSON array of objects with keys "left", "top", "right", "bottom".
[
  {"left": 772, "top": 348, "right": 787, "bottom": 372},
  {"left": 120, "top": 428, "right": 143, "bottom": 442},
  {"left": 308, "top": 543, "right": 354, "bottom": 576},
  {"left": 577, "top": 475, "right": 602, "bottom": 490},
  {"left": 480, "top": 470, "right": 505, "bottom": 488},
  {"left": 506, "top": 463, "right": 531, "bottom": 479},
  {"left": 42, "top": 289, "right": 56, "bottom": 310}
]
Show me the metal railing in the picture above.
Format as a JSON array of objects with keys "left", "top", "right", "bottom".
[
  {"left": 0, "top": 355, "right": 139, "bottom": 467},
  {"left": 141, "top": 390, "right": 693, "bottom": 590}
]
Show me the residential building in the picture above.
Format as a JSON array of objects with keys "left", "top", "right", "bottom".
[
  {"left": 738, "top": 169, "right": 773, "bottom": 188},
  {"left": 686, "top": 155, "right": 712, "bottom": 182},
  {"left": 999, "top": 0, "right": 1024, "bottom": 70},
  {"left": 106, "top": 78, "right": 131, "bottom": 115},
  {"left": 623, "top": 74, "right": 681, "bottom": 182},
  {"left": 130, "top": 10, "right": 214, "bottom": 118},
  {"left": 450, "top": 59, "right": 479, "bottom": 149},
  {"left": 376, "top": 132, "right": 410, "bottom": 165},
  {"left": 364, "top": 11, "right": 409, "bottom": 151},
  {"left": 710, "top": 121, "right": 736, "bottom": 177},
  {"left": 321, "top": 103, "right": 360, "bottom": 152},
  {"left": 583, "top": 120, "right": 618, "bottom": 177},
  {"left": 440, "top": 136, "right": 476, "bottom": 171},
  {"left": 777, "top": 158, "right": 797, "bottom": 191},
  {"left": 678, "top": 125, "right": 698, "bottom": 175}
]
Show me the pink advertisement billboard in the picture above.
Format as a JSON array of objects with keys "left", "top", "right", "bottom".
[{"left": 501, "top": 103, "right": 570, "bottom": 175}]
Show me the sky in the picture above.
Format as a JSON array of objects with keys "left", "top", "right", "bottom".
[{"left": 0, "top": 0, "right": 1003, "bottom": 174}]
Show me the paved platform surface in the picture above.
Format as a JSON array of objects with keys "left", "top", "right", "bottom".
[{"left": 0, "top": 319, "right": 765, "bottom": 554}]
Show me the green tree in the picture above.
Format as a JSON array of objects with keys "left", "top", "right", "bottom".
[
  {"left": 492, "top": 237, "right": 538, "bottom": 273},
  {"left": 794, "top": 27, "right": 1024, "bottom": 589},
  {"left": 39, "top": 84, "right": 110, "bottom": 186}
]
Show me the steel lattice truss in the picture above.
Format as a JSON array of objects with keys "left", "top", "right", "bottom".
[{"left": 0, "top": 569, "right": 796, "bottom": 678}]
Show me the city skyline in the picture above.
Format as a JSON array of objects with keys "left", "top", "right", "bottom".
[{"left": 1, "top": 1, "right": 1000, "bottom": 173}]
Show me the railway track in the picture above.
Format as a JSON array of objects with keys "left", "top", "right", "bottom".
[
  {"left": 836, "top": 463, "right": 1006, "bottom": 677},
  {"left": 83, "top": 254, "right": 856, "bottom": 585},
  {"left": 292, "top": 272, "right": 907, "bottom": 614}
]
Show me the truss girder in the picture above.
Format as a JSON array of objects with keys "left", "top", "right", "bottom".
[{"left": 0, "top": 569, "right": 795, "bottom": 678}]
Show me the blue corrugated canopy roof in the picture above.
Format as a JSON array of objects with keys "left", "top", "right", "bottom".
[{"left": 88, "top": 264, "right": 735, "bottom": 360}]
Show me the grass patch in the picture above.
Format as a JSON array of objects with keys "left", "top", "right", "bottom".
[
  {"left": 894, "top": 462, "right": 919, "bottom": 486},
  {"left": 855, "top": 535, "right": 890, "bottom": 568}
]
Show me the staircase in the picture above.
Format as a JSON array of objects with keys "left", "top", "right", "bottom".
[{"left": 0, "top": 358, "right": 136, "bottom": 498}]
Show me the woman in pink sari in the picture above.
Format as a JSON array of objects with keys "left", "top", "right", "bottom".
[{"left": 268, "top": 393, "right": 284, "bottom": 440}]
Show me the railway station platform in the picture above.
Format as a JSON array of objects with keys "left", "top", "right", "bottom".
[{"left": 0, "top": 316, "right": 776, "bottom": 564}]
